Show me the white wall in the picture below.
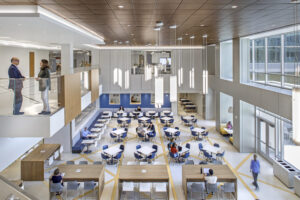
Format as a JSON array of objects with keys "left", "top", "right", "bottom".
[
  {"left": 240, "top": 100, "right": 255, "bottom": 152},
  {"left": 220, "top": 92, "right": 233, "bottom": 124},
  {"left": 0, "top": 137, "right": 42, "bottom": 171},
  {"left": 0, "top": 46, "right": 49, "bottom": 78},
  {"left": 99, "top": 49, "right": 202, "bottom": 94},
  {"left": 220, "top": 41, "right": 233, "bottom": 80}
]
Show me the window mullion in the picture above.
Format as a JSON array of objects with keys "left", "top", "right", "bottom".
[
  {"left": 265, "top": 37, "right": 268, "bottom": 85},
  {"left": 281, "top": 34, "right": 285, "bottom": 88}
]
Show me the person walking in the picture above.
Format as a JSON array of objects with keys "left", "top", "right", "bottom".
[
  {"left": 37, "top": 59, "right": 51, "bottom": 115},
  {"left": 8, "top": 57, "right": 25, "bottom": 115},
  {"left": 250, "top": 154, "right": 260, "bottom": 190}
]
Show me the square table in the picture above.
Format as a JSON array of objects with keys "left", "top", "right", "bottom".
[
  {"left": 182, "top": 165, "right": 237, "bottom": 199},
  {"left": 139, "top": 117, "right": 150, "bottom": 121},
  {"left": 94, "top": 123, "right": 105, "bottom": 128},
  {"left": 117, "top": 165, "right": 169, "bottom": 199},
  {"left": 57, "top": 164, "right": 105, "bottom": 199},
  {"left": 118, "top": 117, "right": 130, "bottom": 121},
  {"left": 112, "top": 129, "right": 126, "bottom": 136},
  {"left": 183, "top": 116, "right": 194, "bottom": 121},
  {"left": 138, "top": 146, "right": 155, "bottom": 157},
  {"left": 103, "top": 146, "right": 122, "bottom": 157},
  {"left": 103, "top": 111, "right": 111, "bottom": 114},
  {"left": 97, "top": 119, "right": 107, "bottom": 123},
  {"left": 192, "top": 127, "right": 205, "bottom": 133},
  {"left": 224, "top": 128, "right": 233, "bottom": 135},
  {"left": 87, "top": 133, "right": 99, "bottom": 139},
  {"left": 21, "top": 144, "right": 61, "bottom": 181},
  {"left": 165, "top": 128, "right": 178, "bottom": 135},
  {"left": 161, "top": 117, "right": 173, "bottom": 122},
  {"left": 91, "top": 128, "right": 102, "bottom": 132},
  {"left": 147, "top": 111, "right": 156, "bottom": 115},
  {"left": 203, "top": 144, "right": 222, "bottom": 154}
]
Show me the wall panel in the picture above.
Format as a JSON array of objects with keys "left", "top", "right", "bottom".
[{"left": 89, "top": 69, "right": 99, "bottom": 102}]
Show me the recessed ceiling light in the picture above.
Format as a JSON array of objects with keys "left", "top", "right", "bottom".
[
  {"left": 177, "top": 37, "right": 183, "bottom": 40},
  {"left": 127, "top": 24, "right": 131, "bottom": 27},
  {"left": 290, "top": 0, "right": 300, "bottom": 4},
  {"left": 169, "top": 25, "right": 177, "bottom": 29},
  {"left": 185, "top": 33, "right": 189, "bottom": 36},
  {"left": 154, "top": 27, "right": 161, "bottom": 31},
  {"left": 125, "top": 41, "right": 129, "bottom": 44},
  {"left": 190, "top": 36, "right": 195, "bottom": 39},
  {"left": 118, "top": 5, "right": 124, "bottom": 8},
  {"left": 202, "top": 34, "right": 208, "bottom": 38},
  {"left": 200, "top": 24, "right": 205, "bottom": 27},
  {"left": 113, "top": 40, "right": 118, "bottom": 43},
  {"left": 119, "top": 41, "right": 123, "bottom": 44},
  {"left": 131, "top": 33, "right": 134, "bottom": 36},
  {"left": 156, "top": 21, "right": 164, "bottom": 27},
  {"left": 231, "top": 5, "right": 238, "bottom": 9}
]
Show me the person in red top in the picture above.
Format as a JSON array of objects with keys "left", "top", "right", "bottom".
[{"left": 170, "top": 143, "right": 178, "bottom": 158}]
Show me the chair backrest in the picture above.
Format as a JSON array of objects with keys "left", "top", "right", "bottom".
[
  {"left": 149, "top": 152, "right": 156, "bottom": 159},
  {"left": 93, "top": 161, "right": 102, "bottom": 165},
  {"left": 183, "top": 152, "right": 190, "bottom": 158},
  {"left": 103, "top": 145, "right": 108, "bottom": 150},
  {"left": 112, "top": 128, "right": 117, "bottom": 131},
  {"left": 110, "top": 132, "right": 116, "bottom": 138},
  {"left": 114, "top": 152, "right": 122, "bottom": 159},
  {"left": 186, "top": 143, "right": 191, "bottom": 149},
  {"left": 136, "top": 145, "right": 141, "bottom": 149},
  {"left": 67, "top": 181, "right": 79, "bottom": 190},
  {"left": 120, "top": 145, "right": 124, "bottom": 150},
  {"left": 101, "top": 152, "right": 109, "bottom": 160},
  {"left": 66, "top": 160, "right": 75, "bottom": 165},
  {"left": 134, "top": 152, "right": 142, "bottom": 159},
  {"left": 190, "top": 126, "right": 194, "bottom": 130},
  {"left": 59, "top": 146, "right": 64, "bottom": 153},
  {"left": 206, "top": 183, "right": 218, "bottom": 193},
  {"left": 204, "top": 151, "right": 211, "bottom": 158},
  {"left": 175, "top": 127, "right": 179, "bottom": 130},
  {"left": 79, "top": 161, "right": 88, "bottom": 165},
  {"left": 54, "top": 150, "right": 60, "bottom": 159},
  {"left": 214, "top": 143, "right": 220, "bottom": 147},
  {"left": 152, "top": 145, "right": 158, "bottom": 150},
  {"left": 48, "top": 156, "right": 54, "bottom": 165},
  {"left": 224, "top": 182, "right": 235, "bottom": 193},
  {"left": 84, "top": 181, "right": 96, "bottom": 190},
  {"left": 50, "top": 182, "right": 63, "bottom": 193},
  {"left": 198, "top": 143, "right": 203, "bottom": 149}
]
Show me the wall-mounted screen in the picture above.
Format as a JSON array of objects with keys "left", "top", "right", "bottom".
[
  {"left": 130, "top": 94, "right": 141, "bottom": 104},
  {"left": 109, "top": 94, "right": 120, "bottom": 104}
]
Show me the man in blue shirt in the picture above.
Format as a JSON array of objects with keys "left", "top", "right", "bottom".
[
  {"left": 250, "top": 154, "right": 260, "bottom": 190},
  {"left": 81, "top": 127, "right": 91, "bottom": 139},
  {"left": 8, "top": 57, "right": 25, "bottom": 115}
]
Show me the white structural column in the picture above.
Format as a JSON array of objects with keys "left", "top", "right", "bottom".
[
  {"left": 293, "top": 88, "right": 300, "bottom": 145},
  {"left": 91, "top": 49, "right": 100, "bottom": 67},
  {"left": 61, "top": 43, "right": 74, "bottom": 74}
]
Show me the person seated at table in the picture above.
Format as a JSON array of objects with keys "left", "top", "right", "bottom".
[
  {"left": 119, "top": 106, "right": 124, "bottom": 111},
  {"left": 170, "top": 143, "right": 179, "bottom": 158},
  {"left": 226, "top": 121, "right": 233, "bottom": 130},
  {"left": 147, "top": 122, "right": 155, "bottom": 131},
  {"left": 81, "top": 127, "right": 91, "bottom": 140},
  {"left": 51, "top": 168, "right": 64, "bottom": 195},
  {"left": 136, "top": 123, "right": 145, "bottom": 134},
  {"left": 204, "top": 169, "right": 218, "bottom": 193},
  {"left": 168, "top": 138, "right": 176, "bottom": 150},
  {"left": 135, "top": 106, "right": 142, "bottom": 112}
]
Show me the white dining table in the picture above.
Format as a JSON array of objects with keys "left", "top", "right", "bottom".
[
  {"left": 192, "top": 127, "right": 205, "bottom": 133},
  {"left": 179, "top": 147, "right": 190, "bottom": 155},
  {"left": 147, "top": 111, "right": 156, "bottom": 115},
  {"left": 103, "top": 146, "right": 122, "bottom": 157},
  {"left": 165, "top": 128, "right": 178, "bottom": 135},
  {"left": 139, "top": 117, "right": 150, "bottom": 121},
  {"left": 94, "top": 123, "right": 105, "bottom": 128},
  {"left": 97, "top": 119, "right": 107, "bottom": 123},
  {"left": 138, "top": 146, "right": 155, "bottom": 157},
  {"left": 183, "top": 116, "right": 194, "bottom": 121},
  {"left": 203, "top": 145, "right": 222, "bottom": 154},
  {"left": 119, "top": 117, "right": 130, "bottom": 121},
  {"left": 224, "top": 128, "right": 233, "bottom": 134},
  {"left": 111, "top": 129, "right": 126, "bottom": 136},
  {"left": 161, "top": 117, "right": 173, "bottom": 121},
  {"left": 91, "top": 128, "right": 102, "bottom": 132}
]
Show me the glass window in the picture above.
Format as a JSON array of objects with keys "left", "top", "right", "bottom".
[
  {"left": 131, "top": 51, "right": 145, "bottom": 75},
  {"left": 254, "top": 38, "right": 266, "bottom": 82},
  {"left": 267, "top": 35, "right": 282, "bottom": 86}
]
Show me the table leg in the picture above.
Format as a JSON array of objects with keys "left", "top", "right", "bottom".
[{"left": 84, "top": 144, "right": 92, "bottom": 154}]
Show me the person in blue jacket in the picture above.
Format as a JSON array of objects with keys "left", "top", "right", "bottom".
[
  {"left": 8, "top": 57, "right": 24, "bottom": 115},
  {"left": 250, "top": 154, "right": 260, "bottom": 190}
]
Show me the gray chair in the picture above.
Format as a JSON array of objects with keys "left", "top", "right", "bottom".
[
  {"left": 50, "top": 182, "right": 63, "bottom": 194},
  {"left": 84, "top": 181, "right": 97, "bottom": 199},
  {"left": 190, "top": 183, "right": 206, "bottom": 199},
  {"left": 66, "top": 181, "right": 80, "bottom": 199},
  {"left": 93, "top": 161, "right": 102, "bottom": 165},
  {"left": 220, "top": 182, "right": 235, "bottom": 199},
  {"left": 206, "top": 183, "right": 219, "bottom": 199},
  {"left": 185, "top": 160, "right": 194, "bottom": 165},
  {"left": 66, "top": 160, "right": 75, "bottom": 165},
  {"left": 79, "top": 160, "right": 88, "bottom": 165}
]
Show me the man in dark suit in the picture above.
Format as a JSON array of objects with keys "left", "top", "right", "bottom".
[{"left": 8, "top": 57, "right": 24, "bottom": 115}]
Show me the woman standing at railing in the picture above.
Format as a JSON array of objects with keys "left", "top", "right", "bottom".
[{"left": 37, "top": 59, "right": 51, "bottom": 115}]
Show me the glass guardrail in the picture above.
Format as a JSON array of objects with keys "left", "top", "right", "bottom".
[{"left": 0, "top": 77, "right": 62, "bottom": 116}]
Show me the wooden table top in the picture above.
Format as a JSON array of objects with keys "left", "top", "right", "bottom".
[
  {"left": 22, "top": 144, "right": 60, "bottom": 162},
  {"left": 119, "top": 165, "right": 169, "bottom": 181},
  {"left": 182, "top": 165, "right": 237, "bottom": 182},
  {"left": 57, "top": 164, "right": 104, "bottom": 182}
]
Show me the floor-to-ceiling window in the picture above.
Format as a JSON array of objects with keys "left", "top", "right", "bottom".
[
  {"left": 256, "top": 108, "right": 298, "bottom": 169},
  {"left": 243, "top": 29, "right": 300, "bottom": 89}
]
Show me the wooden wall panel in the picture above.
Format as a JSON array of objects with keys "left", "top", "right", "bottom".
[
  {"left": 63, "top": 73, "right": 81, "bottom": 125},
  {"left": 29, "top": 52, "right": 34, "bottom": 77},
  {"left": 89, "top": 69, "right": 99, "bottom": 102}
]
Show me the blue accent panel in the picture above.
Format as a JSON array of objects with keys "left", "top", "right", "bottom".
[{"left": 99, "top": 93, "right": 171, "bottom": 108}]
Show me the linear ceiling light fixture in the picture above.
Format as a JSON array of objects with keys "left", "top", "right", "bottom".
[
  {"left": 0, "top": 39, "right": 60, "bottom": 50},
  {"left": 83, "top": 44, "right": 204, "bottom": 50}
]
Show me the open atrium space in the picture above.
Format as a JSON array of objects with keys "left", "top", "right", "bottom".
[{"left": 0, "top": 0, "right": 300, "bottom": 200}]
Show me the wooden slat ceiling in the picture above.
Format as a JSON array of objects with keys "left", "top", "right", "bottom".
[{"left": 0, "top": 0, "right": 299, "bottom": 45}]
